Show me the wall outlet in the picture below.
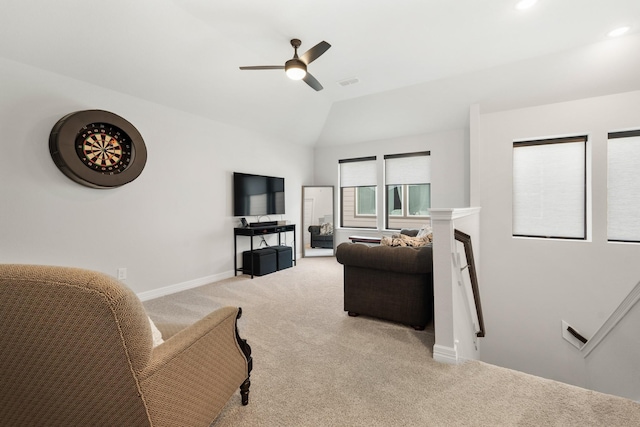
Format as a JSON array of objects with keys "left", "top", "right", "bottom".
[{"left": 117, "top": 267, "right": 127, "bottom": 280}]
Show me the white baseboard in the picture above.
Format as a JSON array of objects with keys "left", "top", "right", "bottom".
[
  {"left": 433, "top": 344, "right": 459, "bottom": 364},
  {"left": 137, "top": 270, "right": 235, "bottom": 301}
]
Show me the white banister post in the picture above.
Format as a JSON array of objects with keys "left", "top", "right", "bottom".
[
  {"left": 430, "top": 208, "right": 458, "bottom": 364},
  {"left": 430, "top": 207, "right": 482, "bottom": 364}
]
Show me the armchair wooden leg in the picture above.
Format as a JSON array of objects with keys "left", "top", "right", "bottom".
[
  {"left": 240, "top": 377, "right": 251, "bottom": 405},
  {"left": 235, "top": 307, "right": 253, "bottom": 406}
]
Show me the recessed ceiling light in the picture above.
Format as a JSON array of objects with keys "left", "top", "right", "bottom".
[
  {"left": 515, "top": 0, "right": 538, "bottom": 10},
  {"left": 608, "top": 26, "right": 630, "bottom": 38}
]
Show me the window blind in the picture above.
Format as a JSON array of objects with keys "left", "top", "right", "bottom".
[
  {"left": 608, "top": 131, "right": 640, "bottom": 242},
  {"left": 384, "top": 152, "right": 431, "bottom": 185},
  {"left": 512, "top": 137, "right": 586, "bottom": 239},
  {"left": 339, "top": 157, "right": 377, "bottom": 187}
]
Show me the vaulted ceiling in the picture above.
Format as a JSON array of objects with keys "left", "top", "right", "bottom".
[{"left": 1, "top": 0, "right": 639, "bottom": 146}]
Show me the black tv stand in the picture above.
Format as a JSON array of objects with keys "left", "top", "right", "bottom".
[{"left": 234, "top": 224, "right": 296, "bottom": 278}]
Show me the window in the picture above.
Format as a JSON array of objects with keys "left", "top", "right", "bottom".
[
  {"left": 356, "top": 186, "right": 376, "bottom": 216},
  {"left": 408, "top": 184, "right": 431, "bottom": 215},
  {"left": 384, "top": 152, "right": 431, "bottom": 229},
  {"left": 512, "top": 136, "right": 587, "bottom": 239},
  {"left": 339, "top": 157, "right": 377, "bottom": 228},
  {"left": 608, "top": 130, "right": 640, "bottom": 243}
]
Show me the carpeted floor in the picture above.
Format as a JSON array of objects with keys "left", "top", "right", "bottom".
[{"left": 143, "top": 256, "right": 640, "bottom": 426}]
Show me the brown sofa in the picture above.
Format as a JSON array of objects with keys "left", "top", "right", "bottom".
[
  {"left": 336, "top": 241, "right": 433, "bottom": 329},
  {"left": 308, "top": 224, "right": 334, "bottom": 248},
  {"left": 0, "top": 264, "right": 252, "bottom": 426}
]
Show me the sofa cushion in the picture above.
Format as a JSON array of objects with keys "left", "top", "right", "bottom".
[{"left": 336, "top": 243, "right": 432, "bottom": 274}]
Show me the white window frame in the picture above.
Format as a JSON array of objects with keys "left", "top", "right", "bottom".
[
  {"left": 384, "top": 152, "right": 431, "bottom": 230},
  {"left": 339, "top": 156, "right": 377, "bottom": 229},
  {"left": 512, "top": 136, "right": 587, "bottom": 240},
  {"left": 387, "top": 184, "right": 431, "bottom": 218},
  {"left": 608, "top": 130, "right": 640, "bottom": 243}
]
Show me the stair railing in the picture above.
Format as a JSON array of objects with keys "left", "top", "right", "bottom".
[{"left": 454, "top": 229, "right": 485, "bottom": 338}]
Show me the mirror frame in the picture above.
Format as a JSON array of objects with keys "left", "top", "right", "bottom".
[{"left": 301, "top": 185, "right": 335, "bottom": 257}]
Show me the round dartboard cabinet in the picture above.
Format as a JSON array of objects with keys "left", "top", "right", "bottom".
[{"left": 49, "top": 110, "right": 147, "bottom": 189}]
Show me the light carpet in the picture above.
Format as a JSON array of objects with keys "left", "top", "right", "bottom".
[{"left": 143, "top": 257, "right": 640, "bottom": 426}]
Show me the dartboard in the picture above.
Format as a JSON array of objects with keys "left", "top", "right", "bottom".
[
  {"left": 49, "top": 110, "right": 147, "bottom": 188},
  {"left": 75, "top": 123, "right": 131, "bottom": 173}
]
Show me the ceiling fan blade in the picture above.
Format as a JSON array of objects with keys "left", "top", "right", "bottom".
[
  {"left": 303, "top": 72, "right": 323, "bottom": 91},
  {"left": 239, "top": 65, "right": 284, "bottom": 70},
  {"left": 300, "top": 41, "right": 331, "bottom": 65}
]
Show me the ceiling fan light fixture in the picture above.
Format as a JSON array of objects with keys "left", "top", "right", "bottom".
[
  {"left": 240, "top": 39, "right": 329, "bottom": 91},
  {"left": 285, "top": 59, "right": 307, "bottom": 80}
]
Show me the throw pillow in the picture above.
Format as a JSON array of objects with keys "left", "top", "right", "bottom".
[
  {"left": 417, "top": 224, "right": 433, "bottom": 237},
  {"left": 320, "top": 222, "right": 333, "bottom": 236},
  {"left": 148, "top": 316, "right": 164, "bottom": 347},
  {"left": 381, "top": 233, "right": 432, "bottom": 247}
]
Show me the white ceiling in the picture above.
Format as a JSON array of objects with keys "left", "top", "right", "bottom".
[{"left": 1, "top": 0, "right": 639, "bottom": 146}]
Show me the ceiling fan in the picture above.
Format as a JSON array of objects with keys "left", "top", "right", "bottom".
[{"left": 239, "top": 39, "right": 331, "bottom": 91}]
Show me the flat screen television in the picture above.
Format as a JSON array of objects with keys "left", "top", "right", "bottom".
[{"left": 233, "top": 172, "right": 285, "bottom": 217}]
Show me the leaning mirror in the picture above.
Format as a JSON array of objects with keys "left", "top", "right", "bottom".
[{"left": 302, "top": 186, "right": 334, "bottom": 257}]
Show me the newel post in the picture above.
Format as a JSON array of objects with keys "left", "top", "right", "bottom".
[{"left": 430, "top": 207, "right": 482, "bottom": 364}]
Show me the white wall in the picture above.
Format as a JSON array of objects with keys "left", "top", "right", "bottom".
[
  {"left": 0, "top": 58, "right": 312, "bottom": 296},
  {"left": 313, "top": 129, "right": 469, "bottom": 243},
  {"left": 584, "top": 288, "right": 640, "bottom": 401},
  {"left": 475, "top": 90, "right": 640, "bottom": 397}
]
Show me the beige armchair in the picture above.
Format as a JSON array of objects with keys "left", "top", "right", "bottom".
[{"left": 0, "top": 264, "right": 252, "bottom": 427}]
